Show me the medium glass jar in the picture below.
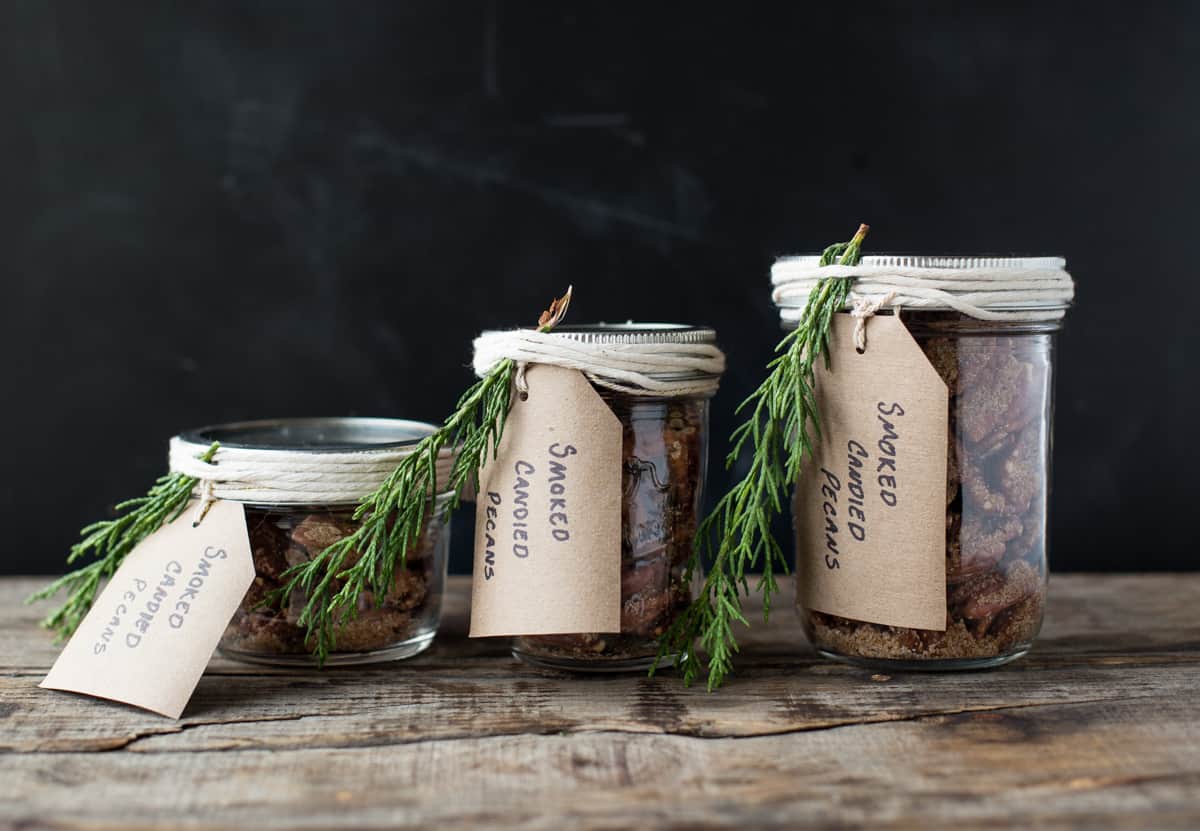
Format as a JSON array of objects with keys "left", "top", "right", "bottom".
[
  {"left": 776, "top": 256, "right": 1072, "bottom": 670},
  {"left": 510, "top": 325, "right": 722, "bottom": 672},
  {"left": 174, "top": 418, "right": 452, "bottom": 667}
]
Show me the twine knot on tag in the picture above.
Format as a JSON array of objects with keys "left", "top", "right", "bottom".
[
  {"left": 514, "top": 361, "right": 531, "bottom": 397},
  {"left": 849, "top": 291, "right": 897, "bottom": 353},
  {"left": 192, "top": 478, "right": 217, "bottom": 526}
]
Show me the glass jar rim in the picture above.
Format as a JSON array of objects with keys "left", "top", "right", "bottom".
[
  {"left": 779, "top": 309, "right": 1065, "bottom": 335},
  {"left": 240, "top": 489, "right": 456, "bottom": 511},
  {"left": 180, "top": 417, "right": 438, "bottom": 454}
]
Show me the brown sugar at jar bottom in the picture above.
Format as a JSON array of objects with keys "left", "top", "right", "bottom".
[
  {"left": 517, "top": 633, "right": 662, "bottom": 662},
  {"left": 518, "top": 580, "right": 690, "bottom": 661},
  {"left": 224, "top": 567, "right": 431, "bottom": 655},
  {"left": 222, "top": 606, "right": 425, "bottom": 655},
  {"left": 225, "top": 567, "right": 432, "bottom": 656},
  {"left": 807, "top": 592, "right": 1042, "bottom": 662}
]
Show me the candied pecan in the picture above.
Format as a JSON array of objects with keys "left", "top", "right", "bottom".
[
  {"left": 959, "top": 513, "right": 1022, "bottom": 574},
  {"left": 971, "top": 429, "right": 1018, "bottom": 461},
  {"left": 958, "top": 338, "right": 1001, "bottom": 389},
  {"left": 958, "top": 561, "right": 1040, "bottom": 624},
  {"left": 960, "top": 350, "right": 1028, "bottom": 445},
  {"left": 945, "top": 512, "right": 982, "bottom": 583},
  {"left": 950, "top": 571, "right": 1003, "bottom": 616},
  {"left": 976, "top": 366, "right": 1042, "bottom": 449},
  {"left": 622, "top": 553, "right": 670, "bottom": 599},
  {"left": 986, "top": 592, "right": 1043, "bottom": 644},
  {"left": 997, "top": 428, "right": 1041, "bottom": 515},
  {"left": 963, "top": 426, "right": 1041, "bottom": 516},
  {"left": 382, "top": 568, "right": 428, "bottom": 612},
  {"left": 963, "top": 460, "right": 1008, "bottom": 515},
  {"left": 284, "top": 545, "right": 310, "bottom": 569},
  {"left": 291, "top": 514, "right": 355, "bottom": 553}
]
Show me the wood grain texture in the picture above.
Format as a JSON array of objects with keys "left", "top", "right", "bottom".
[{"left": 1, "top": 575, "right": 1198, "bottom": 830}]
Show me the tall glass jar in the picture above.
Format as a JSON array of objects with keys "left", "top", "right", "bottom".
[
  {"left": 776, "top": 256, "right": 1072, "bottom": 670},
  {"left": 510, "top": 325, "right": 722, "bottom": 672},
  {"left": 173, "top": 418, "right": 453, "bottom": 667}
]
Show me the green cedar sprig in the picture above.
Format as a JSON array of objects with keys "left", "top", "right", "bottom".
[
  {"left": 28, "top": 442, "right": 221, "bottom": 639},
  {"left": 654, "top": 224, "right": 870, "bottom": 690},
  {"left": 276, "top": 288, "right": 574, "bottom": 663}
]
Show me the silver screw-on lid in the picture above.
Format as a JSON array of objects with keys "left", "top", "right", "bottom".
[
  {"left": 180, "top": 417, "right": 437, "bottom": 452},
  {"left": 549, "top": 323, "right": 717, "bottom": 345}
]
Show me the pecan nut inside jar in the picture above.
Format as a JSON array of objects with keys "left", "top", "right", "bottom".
[
  {"left": 509, "top": 324, "right": 723, "bottom": 672},
  {"left": 223, "top": 499, "right": 449, "bottom": 664},
  {"left": 774, "top": 255, "right": 1072, "bottom": 670}
]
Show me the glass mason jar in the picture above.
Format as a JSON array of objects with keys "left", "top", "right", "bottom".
[
  {"left": 510, "top": 325, "right": 722, "bottom": 672},
  {"left": 176, "top": 418, "right": 452, "bottom": 667},
  {"left": 781, "top": 257, "right": 1071, "bottom": 670}
]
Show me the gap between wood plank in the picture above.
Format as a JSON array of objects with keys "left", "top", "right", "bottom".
[{"left": 5, "top": 692, "right": 1159, "bottom": 757}]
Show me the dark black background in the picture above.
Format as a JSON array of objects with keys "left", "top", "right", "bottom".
[{"left": 2, "top": 2, "right": 1193, "bottom": 576}]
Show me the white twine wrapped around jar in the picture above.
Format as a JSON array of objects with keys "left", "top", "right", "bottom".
[
  {"left": 168, "top": 434, "right": 454, "bottom": 508},
  {"left": 472, "top": 326, "right": 727, "bottom": 397},
  {"left": 771, "top": 255, "right": 1075, "bottom": 325}
]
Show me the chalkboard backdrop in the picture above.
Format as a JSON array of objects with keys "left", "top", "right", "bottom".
[{"left": 3, "top": 2, "right": 1192, "bottom": 576}]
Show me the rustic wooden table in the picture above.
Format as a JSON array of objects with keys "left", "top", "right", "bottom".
[{"left": 2, "top": 575, "right": 1197, "bottom": 830}]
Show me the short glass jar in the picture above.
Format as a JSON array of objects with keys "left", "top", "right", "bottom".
[
  {"left": 175, "top": 418, "right": 452, "bottom": 667},
  {"left": 510, "top": 325, "right": 722, "bottom": 672},
  {"left": 777, "top": 256, "right": 1071, "bottom": 670}
]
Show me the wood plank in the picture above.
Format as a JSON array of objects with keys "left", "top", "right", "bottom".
[
  {"left": 1, "top": 652, "right": 1193, "bottom": 753},
  {"left": 1, "top": 697, "right": 1197, "bottom": 830}
]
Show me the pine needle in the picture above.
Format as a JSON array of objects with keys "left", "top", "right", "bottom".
[
  {"left": 653, "top": 224, "right": 870, "bottom": 690},
  {"left": 277, "top": 287, "right": 574, "bottom": 663},
  {"left": 28, "top": 442, "right": 221, "bottom": 640}
]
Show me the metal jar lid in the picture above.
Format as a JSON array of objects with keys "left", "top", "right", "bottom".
[{"left": 180, "top": 417, "right": 438, "bottom": 453}]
